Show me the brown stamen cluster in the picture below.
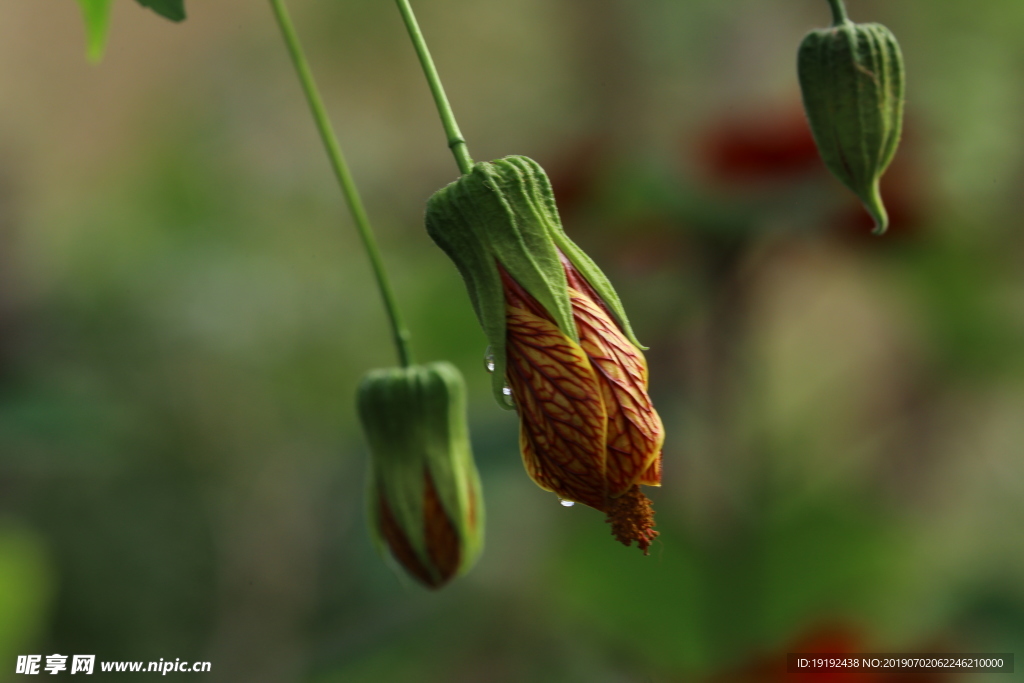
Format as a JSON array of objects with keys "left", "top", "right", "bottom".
[{"left": 605, "top": 485, "right": 658, "bottom": 555}]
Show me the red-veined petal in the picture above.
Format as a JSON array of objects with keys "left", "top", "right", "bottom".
[
  {"left": 638, "top": 454, "right": 662, "bottom": 486},
  {"left": 569, "top": 286, "right": 664, "bottom": 496},
  {"left": 506, "top": 303, "right": 608, "bottom": 509}
]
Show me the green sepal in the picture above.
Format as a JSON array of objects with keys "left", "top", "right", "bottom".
[
  {"left": 134, "top": 0, "right": 187, "bottom": 22},
  {"left": 358, "top": 362, "right": 483, "bottom": 584},
  {"left": 426, "top": 155, "right": 643, "bottom": 406},
  {"left": 77, "top": 0, "right": 114, "bottom": 63},
  {"left": 798, "top": 20, "right": 904, "bottom": 235}
]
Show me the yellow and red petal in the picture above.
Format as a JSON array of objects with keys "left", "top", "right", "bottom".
[
  {"left": 506, "top": 302, "right": 608, "bottom": 509},
  {"left": 423, "top": 470, "right": 461, "bottom": 585},
  {"left": 638, "top": 453, "right": 663, "bottom": 487},
  {"left": 376, "top": 469, "right": 463, "bottom": 589},
  {"left": 377, "top": 487, "right": 434, "bottom": 587},
  {"left": 569, "top": 286, "right": 664, "bottom": 496}
]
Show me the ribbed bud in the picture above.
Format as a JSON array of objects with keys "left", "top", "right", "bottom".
[
  {"left": 357, "top": 362, "right": 483, "bottom": 588},
  {"left": 798, "top": 18, "right": 905, "bottom": 234},
  {"left": 425, "top": 156, "right": 664, "bottom": 553}
]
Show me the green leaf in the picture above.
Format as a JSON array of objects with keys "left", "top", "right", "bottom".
[
  {"left": 135, "top": 0, "right": 187, "bottom": 22},
  {"left": 76, "top": 0, "right": 114, "bottom": 63}
]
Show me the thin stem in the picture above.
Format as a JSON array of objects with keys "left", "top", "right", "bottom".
[
  {"left": 393, "top": 0, "right": 474, "bottom": 175},
  {"left": 269, "top": 0, "right": 413, "bottom": 367},
  {"left": 827, "top": 0, "right": 849, "bottom": 25}
]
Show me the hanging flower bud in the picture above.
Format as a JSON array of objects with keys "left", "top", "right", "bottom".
[
  {"left": 425, "top": 156, "right": 664, "bottom": 553},
  {"left": 798, "top": 9, "right": 905, "bottom": 235},
  {"left": 357, "top": 362, "right": 483, "bottom": 588}
]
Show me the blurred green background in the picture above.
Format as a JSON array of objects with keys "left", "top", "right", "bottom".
[{"left": 2, "top": 0, "right": 1024, "bottom": 681}]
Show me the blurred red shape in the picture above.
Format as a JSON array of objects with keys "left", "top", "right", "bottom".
[{"left": 696, "top": 107, "right": 822, "bottom": 185}]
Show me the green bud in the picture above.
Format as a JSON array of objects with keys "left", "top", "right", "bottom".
[
  {"left": 798, "top": 14, "right": 905, "bottom": 235},
  {"left": 357, "top": 362, "right": 483, "bottom": 589},
  {"left": 425, "top": 155, "right": 642, "bottom": 405}
]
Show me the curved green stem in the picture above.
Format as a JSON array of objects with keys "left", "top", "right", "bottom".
[
  {"left": 827, "top": 0, "right": 850, "bottom": 25},
  {"left": 269, "top": 0, "right": 413, "bottom": 367},
  {"left": 393, "top": 0, "right": 474, "bottom": 175}
]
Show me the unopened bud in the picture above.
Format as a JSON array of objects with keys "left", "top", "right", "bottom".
[
  {"left": 357, "top": 362, "right": 483, "bottom": 588},
  {"left": 425, "top": 156, "right": 664, "bottom": 552},
  {"left": 798, "top": 13, "right": 905, "bottom": 234}
]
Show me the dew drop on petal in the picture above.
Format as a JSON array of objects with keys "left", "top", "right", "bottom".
[
  {"left": 558, "top": 498, "right": 575, "bottom": 507},
  {"left": 501, "top": 384, "right": 515, "bottom": 408},
  {"left": 484, "top": 346, "right": 496, "bottom": 373}
]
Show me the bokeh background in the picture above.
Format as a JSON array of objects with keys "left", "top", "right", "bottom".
[{"left": 2, "top": 0, "right": 1024, "bottom": 681}]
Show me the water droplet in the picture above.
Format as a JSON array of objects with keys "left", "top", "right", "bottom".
[
  {"left": 558, "top": 498, "right": 575, "bottom": 507},
  {"left": 501, "top": 384, "right": 515, "bottom": 407},
  {"left": 484, "top": 346, "right": 496, "bottom": 373},
  {"left": 502, "top": 385, "right": 512, "bottom": 396}
]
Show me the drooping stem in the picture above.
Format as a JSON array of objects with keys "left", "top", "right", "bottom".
[
  {"left": 269, "top": 0, "right": 413, "bottom": 367},
  {"left": 827, "top": 0, "right": 850, "bottom": 25},
  {"left": 392, "top": 0, "right": 474, "bottom": 175}
]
